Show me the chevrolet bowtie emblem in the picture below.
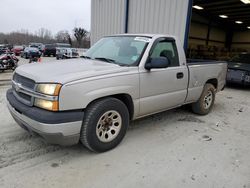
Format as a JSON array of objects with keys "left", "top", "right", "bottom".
[{"left": 14, "top": 82, "right": 22, "bottom": 92}]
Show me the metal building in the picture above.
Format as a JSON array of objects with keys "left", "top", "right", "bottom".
[{"left": 91, "top": 0, "right": 191, "bottom": 47}]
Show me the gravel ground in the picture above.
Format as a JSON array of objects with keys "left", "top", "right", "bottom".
[{"left": 0, "top": 57, "right": 249, "bottom": 188}]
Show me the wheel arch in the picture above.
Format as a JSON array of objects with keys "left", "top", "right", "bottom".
[
  {"left": 206, "top": 78, "right": 218, "bottom": 90},
  {"left": 85, "top": 93, "right": 134, "bottom": 120}
]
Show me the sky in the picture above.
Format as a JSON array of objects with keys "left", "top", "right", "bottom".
[{"left": 0, "top": 0, "right": 91, "bottom": 35}]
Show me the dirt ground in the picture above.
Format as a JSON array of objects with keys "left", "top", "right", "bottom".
[{"left": 0, "top": 57, "right": 249, "bottom": 188}]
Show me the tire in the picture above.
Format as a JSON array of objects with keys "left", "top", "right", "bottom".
[
  {"left": 80, "top": 98, "right": 129, "bottom": 152},
  {"left": 192, "top": 83, "right": 215, "bottom": 115}
]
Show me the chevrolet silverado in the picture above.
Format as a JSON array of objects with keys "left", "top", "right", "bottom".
[{"left": 7, "top": 34, "right": 227, "bottom": 152}]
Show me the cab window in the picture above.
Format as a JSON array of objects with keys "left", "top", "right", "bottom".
[{"left": 150, "top": 40, "right": 179, "bottom": 67}]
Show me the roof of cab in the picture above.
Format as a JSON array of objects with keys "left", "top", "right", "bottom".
[{"left": 105, "top": 33, "right": 177, "bottom": 39}]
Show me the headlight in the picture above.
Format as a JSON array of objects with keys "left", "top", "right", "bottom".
[
  {"left": 36, "top": 83, "right": 62, "bottom": 96},
  {"left": 35, "top": 83, "right": 62, "bottom": 111},
  {"left": 34, "top": 99, "right": 59, "bottom": 111}
]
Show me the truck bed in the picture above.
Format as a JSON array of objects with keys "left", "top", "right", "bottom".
[{"left": 185, "top": 59, "right": 228, "bottom": 104}]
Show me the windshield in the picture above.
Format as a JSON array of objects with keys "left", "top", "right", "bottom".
[
  {"left": 230, "top": 54, "right": 250, "bottom": 64},
  {"left": 85, "top": 36, "right": 150, "bottom": 66}
]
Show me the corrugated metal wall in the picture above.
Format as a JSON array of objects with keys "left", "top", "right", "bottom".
[
  {"left": 91, "top": 0, "right": 126, "bottom": 45},
  {"left": 128, "top": 0, "right": 189, "bottom": 45},
  {"left": 91, "top": 0, "right": 189, "bottom": 45}
]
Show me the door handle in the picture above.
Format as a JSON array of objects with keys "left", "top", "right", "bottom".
[{"left": 176, "top": 72, "right": 184, "bottom": 79}]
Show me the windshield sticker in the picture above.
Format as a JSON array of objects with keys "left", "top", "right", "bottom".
[{"left": 134, "top": 37, "right": 151, "bottom": 43}]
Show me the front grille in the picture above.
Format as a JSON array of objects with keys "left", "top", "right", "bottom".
[
  {"left": 13, "top": 73, "right": 35, "bottom": 89},
  {"left": 16, "top": 91, "right": 32, "bottom": 101},
  {"left": 12, "top": 73, "right": 36, "bottom": 105}
]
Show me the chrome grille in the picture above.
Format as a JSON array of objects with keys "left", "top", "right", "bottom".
[
  {"left": 16, "top": 91, "right": 32, "bottom": 101},
  {"left": 13, "top": 73, "right": 35, "bottom": 90},
  {"left": 12, "top": 73, "right": 36, "bottom": 106}
]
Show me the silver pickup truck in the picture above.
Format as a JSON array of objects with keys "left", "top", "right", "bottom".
[{"left": 7, "top": 34, "right": 227, "bottom": 152}]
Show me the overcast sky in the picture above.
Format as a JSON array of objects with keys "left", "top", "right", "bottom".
[{"left": 0, "top": 0, "right": 91, "bottom": 35}]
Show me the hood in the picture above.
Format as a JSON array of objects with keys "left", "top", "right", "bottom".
[
  {"left": 15, "top": 58, "right": 131, "bottom": 84},
  {"left": 228, "top": 62, "right": 250, "bottom": 72}
]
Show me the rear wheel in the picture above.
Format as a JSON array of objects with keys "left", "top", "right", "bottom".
[
  {"left": 80, "top": 98, "right": 129, "bottom": 152},
  {"left": 192, "top": 83, "right": 215, "bottom": 115}
]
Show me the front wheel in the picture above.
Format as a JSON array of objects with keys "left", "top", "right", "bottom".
[
  {"left": 80, "top": 98, "right": 129, "bottom": 152},
  {"left": 191, "top": 83, "right": 215, "bottom": 115}
]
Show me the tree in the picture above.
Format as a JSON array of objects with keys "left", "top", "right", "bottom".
[
  {"left": 36, "top": 28, "right": 52, "bottom": 40},
  {"left": 66, "top": 33, "right": 73, "bottom": 46},
  {"left": 4, "top": 39, "right": 8, "bottom": 44},
  {"left": 56, "top": 30, "right": 73, "bottom": 46},
  {"left": 74, "top": 27, "right": 88, "bottom": 47}
]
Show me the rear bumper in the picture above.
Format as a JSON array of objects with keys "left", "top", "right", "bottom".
[{"left": 7, "top": 89, "right": 84, "bottom": 146}]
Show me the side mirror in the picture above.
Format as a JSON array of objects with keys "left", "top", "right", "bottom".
[{"left": 145, "top": 57, "right": 170, "bottom": 70}]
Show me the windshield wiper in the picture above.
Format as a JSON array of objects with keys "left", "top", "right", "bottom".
[
  {"left": 93, "top": 57, "right": 129, "bottom": 67},
  {"left": 81, "top": 55, "right": 92, "bottom": 59},
  {"left": 94, "top": 57, "right": 117, "bottom": 64}
]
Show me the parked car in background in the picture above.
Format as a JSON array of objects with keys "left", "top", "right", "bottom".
[
  {"left": 21, "top": 47, "right": 41, "bottom": 59},
  {"left": 0, "top": 47, "right": 9, "bottom": 55},
  {"left": 7, "top": 34, "right": 227, "bottom": 152},
  {"left": 29, "top": 43, "right": 44, "bottom": 53},
  {"left": 56, "top": 48, "right": 79, "bottom": 60},
  {"left": 44, "top": 43, "right": 71, "bottom": 57},
  {"left": 44, "top": 44, "right": 56, "bottom": 57},
  {"left": 40, "top": 44, "right": 45, "bottom": 54},
  {"left": 227, "top": 53, "right": 250, "bottom": 86},
  {"left": 55, "top": 43, "right": 71, "bottom": 59},
  {"left": 11, "top": 45, "right": 24, "bottom": 56},
  {"left": 0, "top": 44, "right": 12, "bottom": 55}
]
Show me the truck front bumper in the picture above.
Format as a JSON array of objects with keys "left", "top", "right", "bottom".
[{"left": 7, "top": 89, "right": 84, "bottom": 146}]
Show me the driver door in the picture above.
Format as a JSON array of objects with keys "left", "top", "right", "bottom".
[{"left": 139, "top": 38, "right": 188, "bottom": 116}]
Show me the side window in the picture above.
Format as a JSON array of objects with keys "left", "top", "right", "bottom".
[{"left": 150, "top": 40, "right": 179, "bottom": 67}]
